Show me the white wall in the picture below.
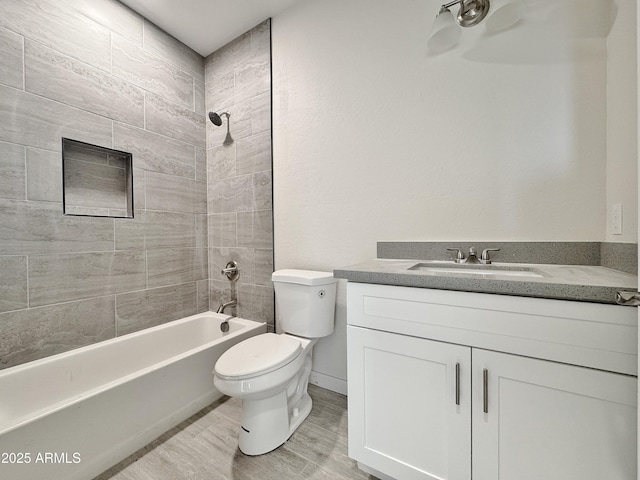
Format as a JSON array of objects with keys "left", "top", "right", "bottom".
[
  {"left": 271, "top": 0, "right": 636, "bottom": 390},
  {"left": 606, "top": 0, "right": 638, "bottom": 242}
]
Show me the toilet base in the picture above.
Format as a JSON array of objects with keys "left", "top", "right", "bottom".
[
  {"left": 238, "top": 391, "right": 312, "bottom": 455},
  {"left": 238, "top": 353, "right": 314, "bottom": 456}
]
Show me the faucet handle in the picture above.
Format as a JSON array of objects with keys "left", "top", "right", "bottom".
[
  {"left": 221, "top": 260, "right": 239, "bottom": 281},
  {"left": 447, "top": 248, "right": 466, "bottom": 263},
  {"left": 480, "top": 248, "right": 501, "bottom": 264}
]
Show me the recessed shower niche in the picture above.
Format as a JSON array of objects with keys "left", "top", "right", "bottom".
[{"left": 62, "top": 138, "right": 134, "bottom": 218}]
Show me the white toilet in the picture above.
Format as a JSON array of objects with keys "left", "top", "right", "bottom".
[{"left": 213, "top": 269, "right": 337, "bottom": 456}]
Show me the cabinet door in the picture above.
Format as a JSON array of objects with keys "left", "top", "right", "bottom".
[
  {"left": 347, "top": 326, "right": 471, "bottom": 480},
  {"left": 472, "top": 349, "right": 637, "bottom": 480}
]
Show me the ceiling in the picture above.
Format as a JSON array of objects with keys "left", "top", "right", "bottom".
[{"left": 120, "top": 0, "right": 302, "bottom": 57}]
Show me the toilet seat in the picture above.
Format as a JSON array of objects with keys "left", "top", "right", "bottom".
[{"left": 215, "top": 333, "right": 302, "bottom": 380}]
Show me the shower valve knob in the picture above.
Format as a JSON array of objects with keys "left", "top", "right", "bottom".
[{"left": 221, "top": 261, "right": 239, "bottom": 281}]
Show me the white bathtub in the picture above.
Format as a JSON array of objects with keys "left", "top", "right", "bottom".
[{"left": 0, "top": 312, "right": 266, "bottom": 480}]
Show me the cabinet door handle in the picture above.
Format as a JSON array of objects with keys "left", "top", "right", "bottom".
[
  {"left": 483, "top": 368, "right": 489, "bottom": 414},
  {"left": 455, "top": 362, "right": 460, "bottom": 406},
  {"left": 616, "top": 291, "right": 640, "bottom": 306}
]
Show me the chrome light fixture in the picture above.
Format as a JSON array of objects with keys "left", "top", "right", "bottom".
[
  {"left": 428, "top": 0, "right": 491, "bottom": 51},
  {"left": 455, "top": 0, "right": 491, "bottom": 27}
]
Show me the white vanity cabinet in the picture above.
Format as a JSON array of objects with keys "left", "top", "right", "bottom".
[
  {"left": 472, "top": 349, "right": 636, "bottom": 480},
  {"left": 348, "top": 326, "right": 471, "bottom": 480},
  {"left": 346, "top": 282, "right": 638, "bottom": 480}
]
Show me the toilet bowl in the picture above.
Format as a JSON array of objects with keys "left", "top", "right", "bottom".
[
  {"left": 213, "top": 334, "right": 316, "bottom": 455},
  {"left": 212, "top": 269, "right": 337, "bottom": 456}
]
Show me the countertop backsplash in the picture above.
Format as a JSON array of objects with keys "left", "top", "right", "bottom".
[{"left": 377, "top": 241, "right": 637, "bottom": 275}]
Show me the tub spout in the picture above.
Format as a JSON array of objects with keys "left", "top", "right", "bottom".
[{"left": 216, "top": 299, "right": 237, "bottom": 314}]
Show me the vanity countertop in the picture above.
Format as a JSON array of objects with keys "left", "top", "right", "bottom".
[{"left": 334, "top": 259, "right": 638, "bottom": 305}]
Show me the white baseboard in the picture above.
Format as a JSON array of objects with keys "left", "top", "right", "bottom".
[
  {"left": 358, "top": 462, "right": 396, "bottom": 480},
  {"left": 309, "top": 370, "right": 347, "bottom": 395}
]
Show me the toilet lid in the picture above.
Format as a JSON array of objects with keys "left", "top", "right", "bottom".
[{"left": 215, "top": 333, "right": 303, "bottom": 380}]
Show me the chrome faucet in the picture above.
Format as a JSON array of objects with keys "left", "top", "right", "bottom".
[
  {"left": 479, "top": 248, "right": 500, "bottom": 264},
  {"left": 447, "top": 247, "right": 501, "bottom": 264},
  {"left": 465, "top": 247, "right": 480, "bottom": 264},
  {"left": 216, "top": 299, "right": 237, "bottom": 314},
  {"left": 221, "top": 261, "right": 239, "bottom": 281},
  {"left": 446, "top": 248, "right": 466, "bottom": 263}
]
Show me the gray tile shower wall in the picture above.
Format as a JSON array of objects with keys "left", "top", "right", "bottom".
[
  {"left": 205, "top": 20, "right": 274, "bottom": 329},
  {"left": 0, "top": 0, "right": 208, "bottom": 369}
]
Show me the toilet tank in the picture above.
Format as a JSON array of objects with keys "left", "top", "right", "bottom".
[{"left": 272, "top": 269, "right": 337, "bottom": 338}]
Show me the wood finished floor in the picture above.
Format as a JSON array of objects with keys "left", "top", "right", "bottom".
[{"left": 96, "top": 385, "right": 378, "bottom": 480}]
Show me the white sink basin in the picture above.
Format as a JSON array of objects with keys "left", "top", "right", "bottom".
[{"left": 409, "top": 263, "right": 544, "bottom": 278}]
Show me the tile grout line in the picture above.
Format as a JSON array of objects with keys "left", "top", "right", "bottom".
[
  {"left": 114, "top": 295, "right": 118, "bottom": 338},
  {"left": 22, "top": 145, "right": 28, "bottom": 201},
  {"left": 21, "top": 34, "right": 25, "bottom": 91},
  {"left": 109, "top": 32, "right": 113, "bottom": 74},
  {"left": 25, "top": 254, "right": 30, "bottom": 309},
  {"left": 0, "top": 293, "right": 118, "bottom": 317},
  {"left": 143, "top": 91, "right": 146, "bottom": 130},
  {"left": 145, "top": 250, "right": 148, "bottom": 289}
]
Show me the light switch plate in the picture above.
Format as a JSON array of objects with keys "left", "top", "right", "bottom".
[{"left": 611, "top": 203, "right": 623, "bottom": 235}]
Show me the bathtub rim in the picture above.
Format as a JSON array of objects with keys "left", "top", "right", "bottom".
[{"left": 0, "top": 312, "right": 265, "bottom": 437}]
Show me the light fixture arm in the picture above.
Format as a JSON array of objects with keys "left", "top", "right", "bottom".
[{"left": 442, "top": 0, "right": 463, "bottom": 10}]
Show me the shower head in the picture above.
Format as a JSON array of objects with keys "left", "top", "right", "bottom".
[
  {"left": 208, "top": 112, "right": 222, "bottom": 126},
  {"left": 208, "top": 111, "right": 230, "bottom": 126}
]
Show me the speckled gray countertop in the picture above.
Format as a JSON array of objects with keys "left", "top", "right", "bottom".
[{"left": 334, "top": 259, "right": 638, "bottom": 305}]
